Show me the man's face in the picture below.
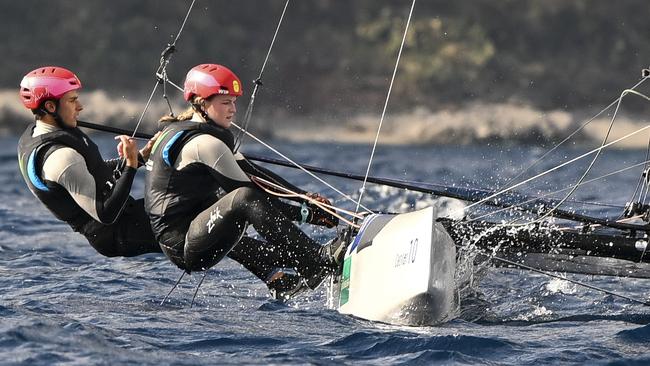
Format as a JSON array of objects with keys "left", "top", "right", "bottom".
[{"left": 55, "top": 90, "right": 83, "bottom": 127}]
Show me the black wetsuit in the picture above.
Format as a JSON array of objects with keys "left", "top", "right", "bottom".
[
  {"left": 144, "top": 119, "right": 331, "bottom": 283},
  {"left": 17, "top": 121, "right": 162, "bottom": 257}
]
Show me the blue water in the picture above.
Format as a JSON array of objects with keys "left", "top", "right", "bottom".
[{"left": 2, "top": 133, "right": 650, "bottom": 365}]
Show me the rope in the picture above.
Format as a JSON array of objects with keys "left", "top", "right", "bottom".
[
  {"left": 558, "top": 214, "right": 644, "bottom": 232},
  {"left": 355, "top": 0, "right": 416, "bottom": 213},
  {"left": 155, "top": 77, "right": 374, "bottom": 215},
  {"left": 230, "top": 122, "right": 375, "bottom": 213},
  {"left": 250, "top": 175, "right": 363, "bottom": 228},
  {"left": 233, "top": 0, "right": 291, "bottom": 152},
  {"left": 250, "top": 175, "right": 365, "bottom": 219}
]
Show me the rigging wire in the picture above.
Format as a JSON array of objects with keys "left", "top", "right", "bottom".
[
  {"left": 131, "top": 0, "right": 197, "bottom": 139},
  {"left": 621, "top": 128, "right": 650, "bottom": 215},
  {"left": 508, "top": 89, "right": 650, "bottom": 226},
  {"left": 496, "top": 76, "right": 649, "bottom": 194},
  {"left": 190, "top": 271, "right": 209, "bottom": 308},
  {"left": 490, "top": 255, "right": 650, "bottom": 307},
  {"left": 355, "top": 0, "right": 416, "bottom": 213},
  {"left": 641, "top": 139, "right": 650, "bottom": 205},
  {"left": 466, "top": 159, "right": 650, "bottom": 223},
  {"left": 155, "top": 75, "right": 373, "bottom": 213},
  {"left": 233, "top": 0, "right": 291, "bottom": 152},
  {"left": 160, "top": 271, "right": 186, "bottom": 306},
  {"left": 617, "top": 90, "right": 650, "bottom": 217},
  {"left": 464, "top": 122, "right": 650, "bottom": 212},
  {"left": 641, "top": 180, "right": 650, "bottom": 206},
  {"left": 231, "top": 122, "right": 375, "bottom": 214},
  {"left": 511, "top": 88, "right": 635, "bottom": 225},
  {"left": 136, "top": 0, "right": 196, "bottom": 306}
]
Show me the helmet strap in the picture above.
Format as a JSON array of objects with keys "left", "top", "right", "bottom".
[
  {"left": 50, "top": 100, "right": 68, "bottom": 129},
  {"left": 39, "top": 99, "right": 68, "bottom": 129}
]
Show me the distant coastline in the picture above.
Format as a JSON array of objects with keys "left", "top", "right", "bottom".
[{"left": 2, "top": 89, "right": 648, "bottom": 148}]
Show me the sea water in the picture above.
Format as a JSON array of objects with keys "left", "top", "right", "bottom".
[{"left": 2, "top": 134, "right": 650, "bottom": 365}]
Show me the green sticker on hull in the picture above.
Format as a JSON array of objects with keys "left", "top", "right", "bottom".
[{"left": 339, "top": 256, "right": 352, "bottom": 306}]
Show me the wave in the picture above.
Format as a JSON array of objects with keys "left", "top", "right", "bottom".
[{"left": 324, "top": 330, "right": 518, "bottom": 363}]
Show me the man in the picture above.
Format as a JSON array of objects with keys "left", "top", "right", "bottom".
[{"left": 17, "top": 66, "right": 162, "bottom": 257}]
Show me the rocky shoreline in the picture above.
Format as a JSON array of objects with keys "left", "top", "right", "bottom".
[{"left": 2, "top": 90, "right": 647, "bottom": 147}]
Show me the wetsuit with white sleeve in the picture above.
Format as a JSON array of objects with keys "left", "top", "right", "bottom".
[
  {"left": 17, "top": 121, "right": 162, "bottom": 257},
  {"left": 144, "top": 119, "right": 337, "bottom": 283}
]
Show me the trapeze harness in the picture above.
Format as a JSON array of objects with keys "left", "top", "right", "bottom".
[
  {"left": 144, "top": 119, "right": 331, "bottom": 282},
  {"left": 17, "top": 121, "right": 162, "bottom": 257}
]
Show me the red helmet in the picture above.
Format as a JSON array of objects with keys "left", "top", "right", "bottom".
[
  {"left": 19, "top": 66, "right": 82, "bottom": 109},
  {"left": 183, "top": 64, "right": 243, "bottom": 101}
]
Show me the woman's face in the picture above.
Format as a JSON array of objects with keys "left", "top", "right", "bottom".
[{"left": 204, "top": 94, "right": 237, "bottom": 128}]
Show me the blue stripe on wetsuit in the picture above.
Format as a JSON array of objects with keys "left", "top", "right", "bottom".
[
  {"left": 28, "top": 149, "right": 49, "bottom": 192},
  {"left": 162, "top": 131, "right": 186, "bottom": 166}
]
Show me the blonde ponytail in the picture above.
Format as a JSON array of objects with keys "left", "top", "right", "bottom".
[
  {"left": 158, "top": 107, "right": 194, "bottom": 124},
  {"left": 158, "top": 96, "right": 206, "bottom": 124}
]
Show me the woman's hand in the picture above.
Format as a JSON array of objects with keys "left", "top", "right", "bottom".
[
  {"left": 139, "top": 131, "right": 162, "bottom": 162},
  {"left": 306, "top": 193, "right": 338, "bottom": 228},
  {"left": 306, "top": 192, "right": 332, "bottom": 206}
]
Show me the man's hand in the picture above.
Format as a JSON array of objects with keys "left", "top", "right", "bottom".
[{"left": 115, "top": 135, "right": 139, "bottom": 168}]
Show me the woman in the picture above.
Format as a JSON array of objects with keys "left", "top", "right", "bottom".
[{"left": 145, "top": 64, "right": 343, "bottom": 299}]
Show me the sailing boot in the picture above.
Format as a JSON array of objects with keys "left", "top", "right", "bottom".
[
  {"left": 321, "top": 233, "right": 349, "bottom": 270},
  {"left": 303, "top": 235, "right": 349, "bottom": 290},
  {"left": 266, "top": 267, "right": 308, "bottom": 301}
]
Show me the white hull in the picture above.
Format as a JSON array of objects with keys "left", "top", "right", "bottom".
[{"left": 333, "top": 207, "right": 457, "bottom": 326}]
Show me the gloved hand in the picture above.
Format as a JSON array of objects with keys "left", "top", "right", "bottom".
[
  {"left": 306, "top": 192, "right": 331, "bottom": 206},
  {"left": 306, "top": 193, "right": 339, "bottom": 228}
]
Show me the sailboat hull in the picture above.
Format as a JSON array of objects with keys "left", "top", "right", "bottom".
[{"left": 334, "top": 207, "right": 457, "bottom": 326}]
